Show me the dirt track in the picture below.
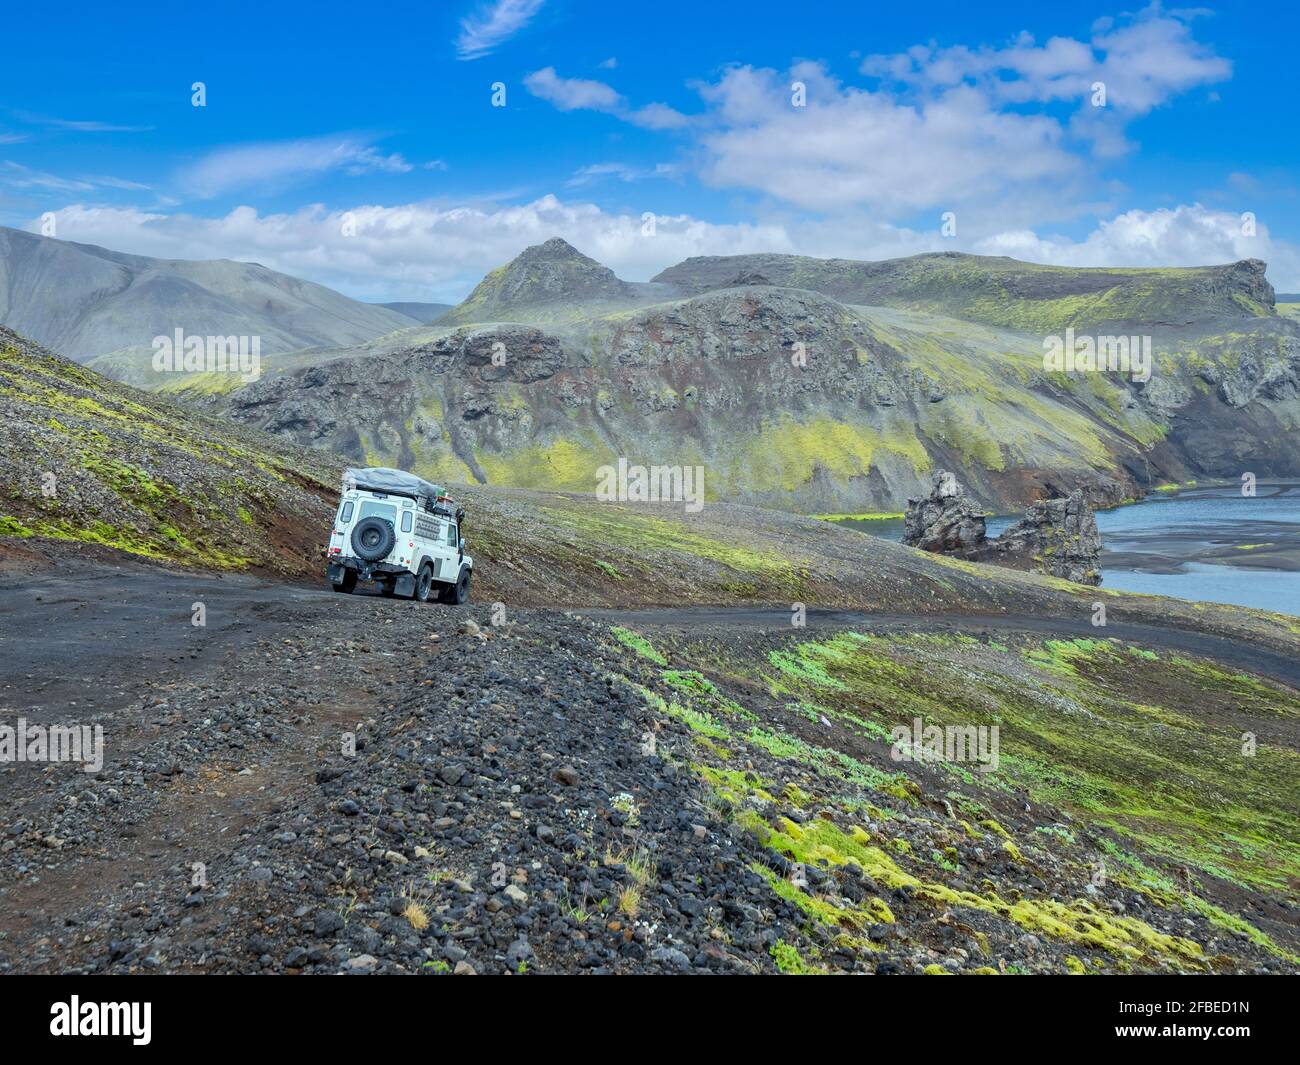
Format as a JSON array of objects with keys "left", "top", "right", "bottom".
[
  {"left": 7, "top": 550, "right": 1299, "bottom": 731},
  {"left": 2, "top": 550, "right": 1297, "bottom": 974}
]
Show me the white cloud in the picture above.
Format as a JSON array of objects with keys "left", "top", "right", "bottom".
[
  {"left": 566, "top": 162, "right": 679, "bottom": 187},
  {"left": 44, "top": 118, "right": 155, "bottom": 133},
  {"left": 2, "top": 162, "right": 95, "bottom": 192},
  {"left": 180, "top": 135, "right": 413, "bottom": 198},
  {"left": 14, "top": 112, "right": 154, "bottom": 133},
  {"left": 695, "top": 64, "right": 1079, "bottom": 215},
  {"left": 524, "top": 67, "right": 624, "bottom": 112},
  {"left": 629, "top": 102, "right": 690, "bottom": 131},
  {"left": 971, "top": 203, "right": 1300, "bottom": 286},
  {"left": 861, "top": 7, "right": 1229, "bottom": 117},
  {"left": 0, "top": 162, "right": 149, "bottom": 194},
  {"left": 690, "top": 7, "right": 1228, "bottom": 215},
  {"left": 33, "top": 196, "right": 791, "bottom": 302},
  {"left": 37, "top": 195, "right": 1299, "bottom": 304},
  {"left": 456, "top": 0, "right": 544, "bottom": 60},
  {"left": 524, "top": 68, "right": 690, "bottom": 129}
]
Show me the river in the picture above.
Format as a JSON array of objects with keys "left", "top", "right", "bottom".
[{"left": 834, "top": 482, "right": 1300, "bottom": 617}]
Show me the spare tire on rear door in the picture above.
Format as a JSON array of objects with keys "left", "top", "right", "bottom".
[{"left": 351, "top": 516, "right": 396, "bottom": 561}]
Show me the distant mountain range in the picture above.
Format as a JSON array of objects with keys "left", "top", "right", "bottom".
[
  {"left": 6, "top": 226, "right": 1298, "bottom": 513},
  {"left": 376, "top": 301, "right": 452, "bottom": 324},
  {"left": 0, "top": 226, "right": 419, "bottom": 374}
]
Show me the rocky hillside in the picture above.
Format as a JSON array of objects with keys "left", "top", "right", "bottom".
[
  {"left": 0, "top": 226, "right": 416, "bottom": 378},
  {"left": 32, "top": 231, "right": 1298, "bottom": 516},
  {"left": 209, "top": 240, "right": 1300, "bottom": 515},
  {"left": 0, "top": 325, "right": 340, "bottom": 577}
]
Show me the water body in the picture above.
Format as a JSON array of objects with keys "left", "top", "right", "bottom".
[{"left": 835, "top": 482, "right": 1300, "bottom": 617}]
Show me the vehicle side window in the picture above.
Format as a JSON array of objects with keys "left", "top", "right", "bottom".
[
  {"left": 339, "top": 501, "right": 354, "bottom": 523},
  {"left": 446, "top": 522, "right": 457, "bottom": 546},
  {"left": 400, "top": 512, "right": 412, "bottom": 533}
]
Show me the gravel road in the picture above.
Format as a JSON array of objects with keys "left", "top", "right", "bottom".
[{"left": 1, "top": 549, "right": 1295, "bottom": 974}]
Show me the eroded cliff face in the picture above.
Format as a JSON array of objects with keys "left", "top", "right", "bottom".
[{"left": 215, "top": 241, "right": 1300, "bottom": 514}]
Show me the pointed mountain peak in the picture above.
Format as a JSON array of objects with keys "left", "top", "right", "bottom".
[
  {"left": 443, "top": 237, "right": 630, "bottom": 324},
  {"left": 532, "top": 236, "right": 583, "bottom": 255}
]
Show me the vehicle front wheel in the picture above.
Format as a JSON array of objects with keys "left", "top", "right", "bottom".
[
  {"left": 412, "top": 564, "right": 434, "bottom": 602},
  {"left": 332, "top": 569, "right": 357, "bottom": 594}
]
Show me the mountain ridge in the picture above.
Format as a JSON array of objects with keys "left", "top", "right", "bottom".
[
  {"left": 209, "top": 239, "right": 1300, "bottom": 514},
  {"left": 651, "top": 250, "right": 1277, "bottom": 333},
  {"left": 0, "top": 226, "right": 415, "bottom": 366}
]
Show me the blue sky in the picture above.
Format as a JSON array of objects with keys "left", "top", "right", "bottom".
[{"left": 2, "top": 0, "right": 1297, "bottom": 300}]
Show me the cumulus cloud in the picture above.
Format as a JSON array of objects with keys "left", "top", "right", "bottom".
[
  {"left": 695, "top": 63, "right": 1079, "bottom": 215},
  {"left": 861, "top": 6, "right": 1229, "bottom": 116},
  {"left": 691, "top": 7, "right": 1228, "bottom": 215},
  {"left": 179, "top": 135, "right": 413, "bottom": 198},
  {"left": 972, "top": 204, "right": 1300, "bottom": 286},
  {"left": 456, "top": 0, "right": 544, "bottom": 60}
]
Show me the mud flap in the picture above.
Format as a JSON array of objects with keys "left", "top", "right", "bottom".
[
  {"left": 327, "top": 562, "right": 347, "bottom": 584},
  {"left": 394, "top": 572, "right": 417, "bottom": 597}
]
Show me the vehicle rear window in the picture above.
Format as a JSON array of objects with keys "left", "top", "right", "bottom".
[
  {"left": 359, "top": 501, "right": 397, "bottom": 523},
  {"left": 400, "top": 512, "right": 413, "bottom": 533},
  {"left": 339, "top": 501, "right": 354, "bottom": 523}
]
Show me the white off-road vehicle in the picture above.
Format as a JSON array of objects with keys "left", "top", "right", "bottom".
[{"left": 326, "top": 467, "right": 473, "bottom": 604}]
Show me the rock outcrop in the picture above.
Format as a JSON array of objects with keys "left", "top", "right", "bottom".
[
  {"left": 904, "top": 471, "right": 1102, "bottom": 585},
  {"left": 981, "top": 490, "right": 1103, "bottom": 585},
  {"left": 902, "top": 471, "right": 987, "bottom": 553}
]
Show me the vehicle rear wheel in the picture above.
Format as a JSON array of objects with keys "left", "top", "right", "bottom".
[
  {"left": 413, "top": 564, "right": 434, "bottom": 602},
  {"left": 449, "top": 567, "right": 471, "bottom": 605},
  {"left": 332, "top": 569, "right": 357, "bottom": 594}
]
